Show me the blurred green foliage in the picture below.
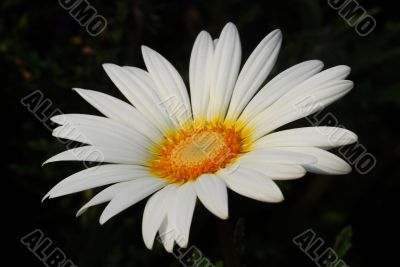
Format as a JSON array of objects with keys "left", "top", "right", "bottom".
[
  {"left": 332, "top": 226, "right": 352, "bottom": 260},
  {"left": 3, "top": 0, "right": 399, "bottom": 266}
]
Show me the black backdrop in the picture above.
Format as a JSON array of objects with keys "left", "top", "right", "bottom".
[{"left": 3, "top": 0, "right": 399, "bottom": 266}]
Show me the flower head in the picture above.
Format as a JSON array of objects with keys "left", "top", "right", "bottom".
[{"left": 43, "top": 22, "right": 357, "bottom": 252}]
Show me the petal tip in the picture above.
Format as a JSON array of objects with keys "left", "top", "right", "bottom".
[
  {"left": 72, "top": 87, "right": 85, "bottom": 94},
  {"left": 102, "top": 63, "right": 117, "bottom": 71},
  {"left": 141, "top": 45, "right": 152, "bottom": 54},
  {"left": 272, "top": 29, "right": 282, "bottom": 37},
  {"left": 76, "top": 207, "right": 87, "bottom": 217},
  {"left": 99, "top": 216, "right": 107, "bottom": 225},
  {"left": 144, "top": 242, "right": 153, "bottom": 250},
  {"left": 41, "top": 194, "right": 49, "bottom": 203}
]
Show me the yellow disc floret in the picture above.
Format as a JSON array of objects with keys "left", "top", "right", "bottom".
[{"left": 149, "top": 121, "right": 247, "bottom": 184}]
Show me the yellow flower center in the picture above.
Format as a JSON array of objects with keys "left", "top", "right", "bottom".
[{"left": 149, "top": 121, "right": 247, "bottom": 184}]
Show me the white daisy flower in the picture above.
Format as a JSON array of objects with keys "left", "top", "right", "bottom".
[{"left": 43, "top": 22, "right": 357, "bottom": 252}]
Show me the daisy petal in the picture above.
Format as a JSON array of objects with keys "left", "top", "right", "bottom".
[
  {"left": 99, "top": 178, "right": 166, "bottom": 224},
  {"left": 240, "top": 60, "right": 324, "bottom": 123},
  {"left": 195, "top": 174, "right": 228, "bottom": 219},
  {"left": 241, "top": 148, "right": 317, "bottom": 164},
  {"left": 46, "top": 165, "right": 149, "bottom": 199},
  {"left": 220, "top": 166, "right": 284, "bottom": 202},
  {"left": 249, "top": 79, "right": 353, "bottom": 139},
  {"left": 142, "top": 184, "right": 177, "bottom": 249},
  {"left": 158, "top": 216, "right": 176, "bottom": 253},
  {"left": 142, "top": 46, "right": 192, "bottom": 126},
  {"left": 236, "top": 159, "right": 306, "bottom": 180},
  {"left": 208, "top": 22, "right": 241, "bottom": 120},
  {"left": 73, "top": 88, "right": 162, "bottom": 142},
  {"left": 274, "top": 65, "right": 351, "bottom": 102},
  {"left": 158, "top": 185, "right": 180, "bottom": 253},
  {"left": 213, "top": 38, "right": 219, "bottom": 45},
  {"left": 189, "top": 31, "right": 214, "bottom": 120},
  {"left": 76, "top": 182, "right": 130, "bottom": 217},
  {"left": 277, "top": 147, "right": 352, "bottom": 175},
  {"left": 253, "top": 127, "right": 358, "bottom": 149},
  {"left": 171, "top": 182, "right": 197, "bottom": 248},
  {"left": 227, "top": 29, "right": 282, "bottom": 120},
  {"left": 43, "top": 145, "right": 147, "bottom": 165},
  {"left": 51, "top": 114, "right": 153, "bottom": 148},
  {"left": 52, "top": 124, "right": 149, "bottom": 156},
  {"left": 103, "top": 63, "right": 173, "bottom": 131}
]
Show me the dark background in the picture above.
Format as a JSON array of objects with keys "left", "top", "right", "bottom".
[{"left": 3, "top": 0, "right": 399, "bottom": 266}]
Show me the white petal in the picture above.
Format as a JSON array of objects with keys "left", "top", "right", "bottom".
[
  {"left": 269, "top": 66, "right": 351, "bottom": 107},
  {"left": 248, "top": 79, "right": 353, "bottom": 140},
  {"left": 171, "top": 182, "right": 197, "bottom": 248},
  {"left": 208, "top": 22, "right": 241, "bottom": 120},
  {"left": 142, "top": 184, "right": 178, "bottom": 249},
  {"left": 51, "top": 114, "right": 153, "bottom": 150},
  {"left": 189, "top": 31, "right": 214, "bottom": 120},
  {"left": 195, "top": 174, "right": 228, "bottom": 219},
  {"left": 277, "top": 147, "right": 352, "bottom": 175},
  {"left": 142, "top": 46, "right": 192, "bottom": 126},
  {"left": 253, "top": 127, "right": 358, "bottom": 149},
  {"left": 103, "top": 63, "right": 173, "bottom": 131},
  {"left": 43, "top": 145, "right": 147, "bottom": 166},
  {"left": 241, "top": 148, "right": 317, "bottom": 164},
  {"left": 227, "top": 29, "right": 282, "bottom": 120},
  {"left": 236, "top": 159, "right": 306, "bottom": 180},
  {"left": 73, "top": 88, "right": 162, "bottom": 142},
  {"left": 213, "top": 38, "right": 218, "bottom": 46},
  {"left": 99, "top": 178, "right": 166, "bottom": 224},
  {"left": 220, "top": 166, "right": 284, "bottom": 202},
  {"left": 158, "top": 185, "right": 180, "bottom": 253},
  {"left": 46, "top": 165, "right": 150, "bottom": 199},
  {"left": 76, "top": 181, "right": 130, "bottom": 217},
  {"left": 158, "top": 217, "right": 175, "bottom": 253},
  {"left": 52, "top": 124, "right": 149, "bottom": 157},
  {"left": 240, "top": 60, "right": 324, "bottom": 123}
]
